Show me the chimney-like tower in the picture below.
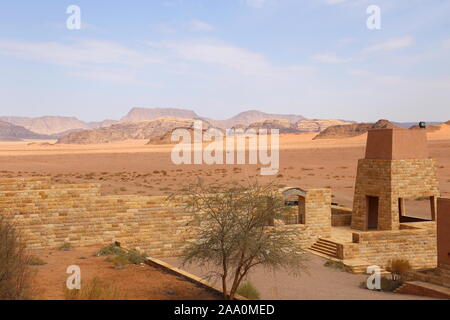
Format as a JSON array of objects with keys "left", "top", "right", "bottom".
[{"left": 351, "top": 128, "right": 440, "bottom": 231}]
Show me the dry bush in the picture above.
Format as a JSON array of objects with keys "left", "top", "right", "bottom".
[
  {"left": 236, "top": 282, "right": 261, "bottom": 300},
  {"left": 65, "top": 277, "right": 125, "bottom": 300},
  {"left": 386, "top": 259, "right": 412, "bottom": 281},
  {"left": 0, "top": 218, "right": 34, "bottom": 300}
]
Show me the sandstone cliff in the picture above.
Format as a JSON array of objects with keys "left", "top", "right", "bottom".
[
  {"left": 120, "top": 107, "right": 200, "bottom": 123},
  {"left": 206, "top": 110, "right": 305, "bottom": 129},
  {"left": 296, "top": 119, "right": 353, "bottom": 132},
  {"left": 0, "top": 120, "right": 52, "bottom": 141},
  {"left": 313, "top": 120, "right": 398, "bottom": 140},
  {"left": 57, "top": 117, "right": 210, "bottom": 144}
]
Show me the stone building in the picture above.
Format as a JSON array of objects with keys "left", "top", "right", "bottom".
[{"left": 352, "top": 128, "right": 440, "bottom": 231}]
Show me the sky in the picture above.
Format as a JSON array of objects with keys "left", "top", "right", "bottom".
[{"left": 0, "top": 0, "right": 449, "bottom": 122}]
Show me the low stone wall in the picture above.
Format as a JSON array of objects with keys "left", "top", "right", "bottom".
[
  {"left": 0, "top": 178, "right": 194, "bottom": 257},
  {"left": 331, "top": 206, "right": 352, "bottom": 227},
  {"left": 0, "top": 177, "right": 331, "bottom": 258},
  {"left": 342, "top": 222, "right": 437, "bottom": 269}
]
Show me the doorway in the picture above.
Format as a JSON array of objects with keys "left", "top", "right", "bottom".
[{"left": 367, "top": 196, "right": 379, "bottom": 230}]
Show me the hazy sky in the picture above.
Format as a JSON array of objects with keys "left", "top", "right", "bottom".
[{"left": 0, "top": 0, "right": 449, "bottom": 122}]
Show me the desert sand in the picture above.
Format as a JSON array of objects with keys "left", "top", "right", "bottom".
[
  {"left": 29, "top": 245, "right": 220, "bottom": 300},
  {"left": 1, "top": 128, "right": 449, "bottom": 211}
]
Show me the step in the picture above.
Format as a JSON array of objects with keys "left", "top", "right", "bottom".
[
  {"left": 310, "top": 246, "right": 338, "bottom": 258},
  {"left": 314, "top": 241, "right": 338, "bottom": 250},
  {"left": 395, "top": 281, "right": 450, "bottom": 299},
  {"left": 310, "top": 245, "right": 337, "bottom": 256},
  {"left": 317, "top": 238, "right": 340, "bottom": 246},
  {"left": 311, "top": 242, "right": 337, "bottom": 252}
]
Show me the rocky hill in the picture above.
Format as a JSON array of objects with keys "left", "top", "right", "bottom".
[
  {"left": 0, "top": 121, "right": 51, "bottom": 141},
  {"left": 120, "top": 108, "right": 200, "bottom": 123},
  {"left": 0, "top": 116, "right": 90, "bottom": 135},
  {"left": 147, "top": 127, "right": 219, "bottom": 145},
  {"left": 1, "top": 108, "right": 307, "bottom": 137},
  {"left": 57, "top": 117, "right": 210, "bottom": 144},
  {"left": 245, "top": 119, "right": 299, "bottom": 134},
  {"left": 206, "top": 110, "right": 305, "bottom": 129},
  {"left": 296, "top": 119, "right": 353, "bottom": 132},
  {"left": 313, "top": 119, "right": 398, "bottom": 140}
]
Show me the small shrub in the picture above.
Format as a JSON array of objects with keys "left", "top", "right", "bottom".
[
  {"left": 126, "top": 249, "right": 146, "bottom": 265},
  {"left": 386, "top": 259, "right": 411, "bottom": 281},
  {"left": 236, "top": 282, "right": 261, "bottom": 300},
  {"left": 97, "top": 244, "right": 146, "bottom": 267},
  {"left": 28, "top": 256, "right": 47, "bottom": 266},
  {"left": 59, "top": 242, "right": 73, "bottom": 251},
  {"left": 96, "top": 243, "right": 126, "bottom": 257},
  {"left": 109, "top": 254, "right": 130, "bottom": 269},
  {"left": 359, "top": 277, "right": 403, "bottom": 292},
  {"left": 324, "top": 260, "right": 347, "bottom": 272},
  {"left": 65, "top": 277, "right": 125, "bottom": 300},
  {"left": 380, "top": 277, "right": 402, "bottom": 292},
  {"left": 0, "top": 218, "right": 34, "bottom": 299}
]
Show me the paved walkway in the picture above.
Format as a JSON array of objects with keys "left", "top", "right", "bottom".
[{"left": 163, "top": 253, "right": 433, "bottom": 300}]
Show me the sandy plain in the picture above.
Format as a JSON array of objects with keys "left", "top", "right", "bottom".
[{"left": 0, "top": 127, "right": 449, "bottom": 211}]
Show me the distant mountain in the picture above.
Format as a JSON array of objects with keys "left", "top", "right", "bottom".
[
  {"left": 147, "top": 126, "right": 218, "bottom": 145},
  {"left": 206, "top": 110, "right": 305, "bottom": 129},
  {"left": 313, "top": 119, "right": 398, "bottom": 140},
  {"left": 57, "top": 117, "right": 211, "bottom": 144},
  {"left": 296, "top": 119, "right": 352, "bottom": 132},
  {"left": 87, "top": 119, "right": 118, "bottom": 129},
  {"left": 1, "top": 108, "right": 307, "bottom": 137},
  {"left": 0, "top": 116, "right": 90, "bottom": 135},
  {"left": 120, "top": 108, "right": 200, "bottom": 123},
  {"left": 0, "top": 120, "right": 51, "bottom": 141}
]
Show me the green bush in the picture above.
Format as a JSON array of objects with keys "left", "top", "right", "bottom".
[
  {"left": 380, "top": 277, "right": 403, "bottom": 292},
  {"left": 324, "top": 260, "right": 347, "bottom": 272},
  {"left": 59, "top": 242, "right": 73, "bottom": 251},
  {"left": 236, "top": 282, "right": 261, "bottom": 300},
  {"left": 27, "top": 256, "right": 47, "bottom": 266},
  {"left": 360, "top": 276, "right": 403, "bottom": 292},
  {"left": 96, "top": 243, "right": 126, "bottom": 257},
  {"left": 97, "top": 244, "right": 147, "bottom": 267},
  {"left": 109, "top": 254, "right": 130, "bottom": 268},
  {"left": 126, "top": 249, "right": 146, "bottom": 265}
]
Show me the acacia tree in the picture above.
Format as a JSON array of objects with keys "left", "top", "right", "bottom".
[{"left": 181, "top": 180, "right": 308, "bottom": 300}]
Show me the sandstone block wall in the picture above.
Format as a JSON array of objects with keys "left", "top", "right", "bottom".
[
  {"left": 352, "top": 159, "right": 439, "bottom": 231},
  {"left": 331, "top": 205, "right": 352, "bottom": 227},
  {"left": 0, "top": 177, "right": 194, "bottom": 257},
  {"left": 342, "top": 222, "right": 437, "bottom": 269},
  {"left": 304, "top": 189, "right": 331, "bottom": 238},
  {"left": 0, "top": 178, "right": 330, "bottom": 258}
]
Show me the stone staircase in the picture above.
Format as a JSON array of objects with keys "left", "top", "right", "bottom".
[
  {"left": 395, "top": 281, "right": 450, "bottom": 299},
  {"left": 309, "top": 238, "right": 339, "bottom": 258}
]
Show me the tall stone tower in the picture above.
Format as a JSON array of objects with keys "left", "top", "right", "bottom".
[{"left": 351, "top": 128, "right": 440, "bottom": 231}]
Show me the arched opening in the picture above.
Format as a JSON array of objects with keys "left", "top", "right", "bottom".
[{"left": 281, "top": 187, "right": 307, "bottom": 225}]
